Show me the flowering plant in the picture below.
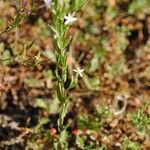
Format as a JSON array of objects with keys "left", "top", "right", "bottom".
[
  {"left": 46, "top": 0, "right": 86, "bottom": 149},
  {"left": 0, "top": 0, "right": 86, "bottom": 149}
]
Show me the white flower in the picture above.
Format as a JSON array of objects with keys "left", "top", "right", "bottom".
[
  {"left": 43, "top": 0, "right": 52, "bottom": 8},
  {"left": 64, "top": 13, "right": 77, "bottom": 25},
  {"left": 73, "top": 67, "right": 84, "bottom": 77}
]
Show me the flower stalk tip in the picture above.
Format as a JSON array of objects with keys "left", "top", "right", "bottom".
[
  {"left": 73, "top": 67, "right": 84, "bottom": 77},
  {"left": 43, "top": 0, "right": 52, "bottom": 8},
  {"left": 64, "top": 13, "right": 77, "bottom": 25}
]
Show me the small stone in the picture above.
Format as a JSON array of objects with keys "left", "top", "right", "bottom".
[
  {"left": 115, "top": 143, "right": 122, "bottom": 148},
  {"left": 110, "top": 119, "right": 119, "bottom": 128},
  {"left": 90, "top": 135, "right": 97, "bottom": 141},
  {"left": 143, "top": 138, "right": 150, "bottom": 148},
  {"left": 134, "top": 98, "right": 142, "bottom": 107},
  {"left": 102, "top": 136, "right": 109, "bottom": 144},
  {"left": 85, "top": 130, "right": 91, "bottom": 135},
  {"left": 72, "top": 129, "right": 82, "bottom": 135},
  {"left": 50, "top": 128, "right": 57, "bottom": 136}
]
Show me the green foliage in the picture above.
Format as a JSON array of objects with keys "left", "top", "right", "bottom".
[
  {"left": 24, "top": 78, "right": 44, "bottom": 88},
  {"left": 71, "top": 0, "right": 87, "bottom": 12},
  {"left": 145, "top": 65, "right": 150, "bottom": 80},
  {"left": 37, "top": 18, "right": 51, "bottom": 37},
  {"left": 107, "top": 59, "right": 125, "bottom": 77},
  {"left": 38, "top": 117, "right": 50, "bottom": 127},
  {"left": 0, "top": 18, "right": 5, "bottom": 26},
  {"left": 106, "top": 6, "right": 118, "bottom": 22},
  {"left": 83, "top": 75, "right": 100, "bottom": 91},
  {"left": 76, "top": 135, "right": 85, "bottom": 149},
  {"left": 123, "top": 137, "right": 141, "bottom": 150},
  {"left": 78, "top": 105, "right": 112, "bottom": 130},
  {"left": 54, "top": 129, "right": 68, "bottom": 150},
  {"left": 1, "top": 50, "right": 11, "bottom": 66},
  {"left": 116, "top": 25, "right": 130, "bottom": 52},
  {"left": 116, "top": 25, "right": 131, "bottom": 36},
  {"left": 35, "top": 96, "right": 59, "bottom": 114},
  {"left": 47, "top": 1, "right": 86, "bottom": 149},
  {"left": 35, "top": 98, "right": 48, "bottom": 109},
  {"left": 0, "top": 39, "right": 40, "bottom": 67},
  {"left": 128, "top": 0, "right": 150, "bottom": 15},
  {"left": 96, "top": 105, "right": 113, "bottom": 118},
  {"left": 76, "top": 135, "right": 107, "bottom": 150},
  {"left": 0, "top": 9, "right": 26, "bottom": 36},
  {"left": 90, "top": 47, "right": 106, "bottom": 72},
  {"left": 42, "top": 49, "right": 56, "bottom": 62},
  {"left": 88, "top": 24, "right": 100, "bottom": 35},
  {"left": 26, "top": 125, "right": 53, "bottom": 150},
  {"left": 0, "top": 43, "right": 12, "bottom": 65},
  {"left": 78, "top": 114, "right": 103, "bottom": 130},
  {"left": 130, "top": 102, "right": 150, "bottom": 131},
  {"left": 86, "top": 145, "right": 107, "bottom": 150}
]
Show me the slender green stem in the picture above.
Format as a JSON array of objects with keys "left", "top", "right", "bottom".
[{"left": 50, "top": 1, "right": 86, "bottom": 149}]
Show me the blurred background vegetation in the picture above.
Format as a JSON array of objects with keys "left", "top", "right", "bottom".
[{"left": 0, "top": 0, "right": 150, "bottom": 149}]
